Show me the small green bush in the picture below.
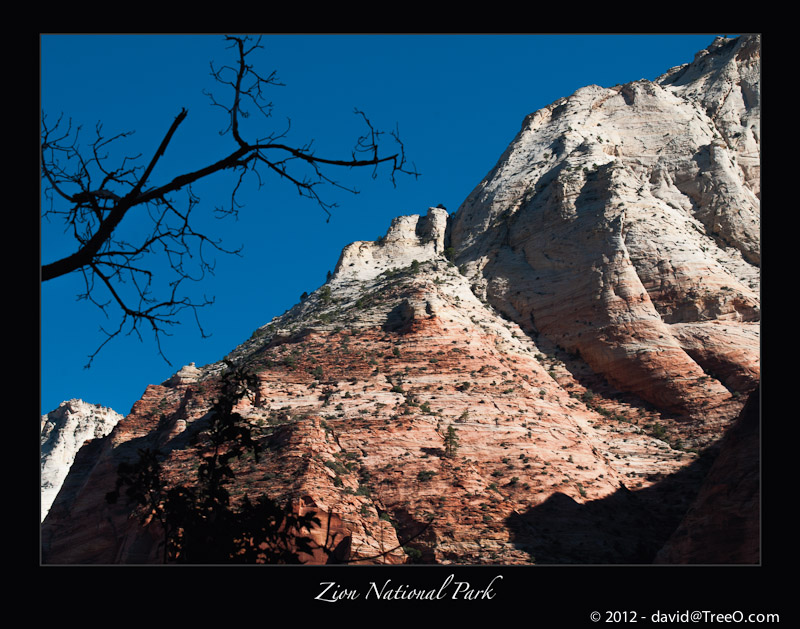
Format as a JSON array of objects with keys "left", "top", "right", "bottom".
[{"left": 403, "top": 546, "right": 423, "bottom": 562}]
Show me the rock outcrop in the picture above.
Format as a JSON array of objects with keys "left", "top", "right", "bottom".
[
  {"left": 40, "top": 399, "right": 123, "bottom": 521},
  {"left": 41, "top": 36, "right": 759, "bottom": 565},
  {"left": 450, "top": 35, "right": 759, "bottom": 423}
]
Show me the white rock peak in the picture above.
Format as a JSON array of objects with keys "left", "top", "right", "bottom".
[
  {"left": 163, "top": 361, "right": 203, "bottom": 387},
  {"left": 332, "top": 206, "right": 449, "bottom": 283},
  {"left": 40, "top": 399, "right": 123, "bottom": 522}
]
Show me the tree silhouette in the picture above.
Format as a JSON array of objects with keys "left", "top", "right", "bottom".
[
  {"left": 106, "top": 361, "right": 323, "bottom": 563},
  {"left": 41, "top": 35, "right": 418, "bottom": 367},
  {"left": 106, "top": 360, "right": 434, "bottom": 564}
]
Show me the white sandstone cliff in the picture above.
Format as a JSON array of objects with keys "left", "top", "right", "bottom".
[
  {"left": 40, "top": 399, "right": 123, "bottom": 521},
  {"left": 448, "top": 35, "right": 759, "bottom": 419}
]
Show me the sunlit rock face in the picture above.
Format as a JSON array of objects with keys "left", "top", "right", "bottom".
[
  {"left": 40, "top": 399, "right": 123, "bottom": 521},
  {"left": 41, "top": 36, "right": 759, "bottom": 565},
  {"left": 449, "top": 35, "right": 759, "bottom": 424}
]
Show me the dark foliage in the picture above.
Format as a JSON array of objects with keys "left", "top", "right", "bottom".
[{"left": 106, "top": 361, "right": 321, "bottom": 563}]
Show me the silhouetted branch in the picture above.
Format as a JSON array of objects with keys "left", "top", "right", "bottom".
[{"left": 42, "top": 35, "right": 418, "bottom": 366}]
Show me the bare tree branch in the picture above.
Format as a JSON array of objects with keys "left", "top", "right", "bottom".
[{"left": 41, "top": 35, "right": 419, "bottom": 366}]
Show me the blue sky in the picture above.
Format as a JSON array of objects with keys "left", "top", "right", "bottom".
[{"left": 40, "top": 33, "right": 721, "bottom": 417}]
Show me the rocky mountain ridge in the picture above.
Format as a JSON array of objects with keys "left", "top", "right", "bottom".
[
  {"left": 41, "top": 35, "right": 759, "bottom": 565},
  {"left": 40, "top": 399, "right": 123, "bottom": 521}
]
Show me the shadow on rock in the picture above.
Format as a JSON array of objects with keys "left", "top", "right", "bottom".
[
  {"left": 506, "top": 448, "right": 718, "bottom": 564},
  {"left": 506, "top": 387, "right": 759, "bottom": 564}
]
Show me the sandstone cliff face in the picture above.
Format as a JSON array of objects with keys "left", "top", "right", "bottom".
[
  {"left": 41, "top": 36, "right": 759, "bottom": 565},
  {"left": 450, "top": 35, "right": 759, "bottom": 423},
  {"left": 40, "top": 399, "right": 123, "bottom": 522}
]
